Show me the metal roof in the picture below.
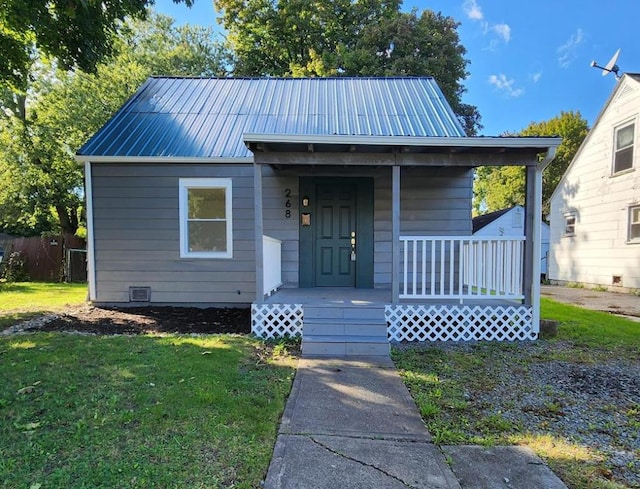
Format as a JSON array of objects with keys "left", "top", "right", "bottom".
[{"left": 77, "top": 77, "right": 467, "bottom": 159}]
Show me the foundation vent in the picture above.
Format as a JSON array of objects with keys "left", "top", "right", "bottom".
[
  {"left": 612, "top": 275, "right": 623, "bottom": 287},
  {"left": 129, "top": 286, "right": 151, "bottom": 302}
]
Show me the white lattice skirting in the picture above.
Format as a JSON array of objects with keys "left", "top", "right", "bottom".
[
  {"left": 251, "top": 304, "right": 303, "bottom": 339},
  {"left": 386, "top": 304, "right": 536, "bottom": 342}
]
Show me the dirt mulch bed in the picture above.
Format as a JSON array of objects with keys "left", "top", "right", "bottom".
[{"left": 33, "top": 304, "right": 251, "bottom": 335}]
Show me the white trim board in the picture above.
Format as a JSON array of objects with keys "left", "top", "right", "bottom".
[{"left": 84, "top": 161, "right": 97, "bottom": 301}]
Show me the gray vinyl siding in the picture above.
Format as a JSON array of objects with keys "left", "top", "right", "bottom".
[
  {"left": 91, "top": 162, "right": 472, "bottom": 303},
  {"left": 91, "top": 163, "right": 256, "bottom": 304},
  {"left": 260, "top": 165, "right": 472, "bottom": 289},
  {"left": 261, "top": 167, "right": 300, "bottom": 287},
  {"left": 375, "top": 166, "right": 473, "bottom": 287}
]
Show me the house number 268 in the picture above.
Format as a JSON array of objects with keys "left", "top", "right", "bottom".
[{"left": 284, "top": 188, "right": 292, "bottom": 218}]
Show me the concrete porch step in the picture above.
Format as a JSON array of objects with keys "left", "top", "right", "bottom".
[
  {"left": 303, "top": 318, "right": 388, "bottom": 337},
  {"left": 301, "top": 301, "right": 389, "bottom": 357},
  {"left": 304, "top": 305, "right": 385, "bottom": 321},
  {"left": 302, "top": 335, "right": 390, "bottom": 357}
]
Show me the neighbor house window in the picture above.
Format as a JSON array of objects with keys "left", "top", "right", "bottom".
[
  {"left": 179, "top": 178, "right": 232, "bottom": 258},
  {"left": 613, "top": 122, "right": 635, "bottom": 174},
  {"left": 564, "top": 213, "right": 576, "bottom": 237},
  {"left": 629, "top": 206, "right": 640, "bottom": 242},
  {"left": 512, "top": 208, "right": 523, "bottom": 228}
]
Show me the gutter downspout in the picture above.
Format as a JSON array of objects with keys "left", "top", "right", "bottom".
[{"left": 531, "top": 147, "right": 557, "bottom": 336}]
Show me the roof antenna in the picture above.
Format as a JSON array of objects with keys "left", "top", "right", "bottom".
[{"left": 590, "top": 48, "right": 622, "bottom": 80}]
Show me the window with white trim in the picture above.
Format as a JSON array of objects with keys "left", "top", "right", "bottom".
[
  {"left": 179, "top": 178, "right": 232, "bottom": 258},
  {"left": 613, "top": 122, "right": 635, "bottom": 174},
  {"left": 629, "top": 205, "right": 640, "bottom": 242},
  {"left": 564, "top": 213, "right": 576, "bottom": 237}
]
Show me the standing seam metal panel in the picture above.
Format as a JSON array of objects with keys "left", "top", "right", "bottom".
[{"left": 79, "top": 77, "right": 467, "bottom": 158}]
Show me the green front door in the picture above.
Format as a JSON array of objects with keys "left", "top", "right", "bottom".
[
  {"left": 315, "top": 183, "right": 357, "bottom": 286},
  {"left": 299, "top": 177, "right": 374, "bottom": 288}
]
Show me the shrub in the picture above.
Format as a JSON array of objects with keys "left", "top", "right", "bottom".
[{"left": 0, "top": 251, "right": 29, "bottom": 282}]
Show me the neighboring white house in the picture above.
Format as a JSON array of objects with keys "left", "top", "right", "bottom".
[
  {"left": 473, "top": 205, "right": 550, "bottom": 276},
  {"left": 549, "top": 73, "right": 640, "bottom": 291}
]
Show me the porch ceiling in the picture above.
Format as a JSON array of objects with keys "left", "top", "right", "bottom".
[{"left": 244, "top": 134, "right": 561, "bottom": 167}]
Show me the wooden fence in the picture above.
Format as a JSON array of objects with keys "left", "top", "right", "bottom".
[{"left": 3, "top": 234, "right": 86, "bottom": 282}]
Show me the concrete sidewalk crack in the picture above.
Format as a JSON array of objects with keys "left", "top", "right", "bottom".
[{"left": 308, "top": 436, "right": 419, "bottom": 488}]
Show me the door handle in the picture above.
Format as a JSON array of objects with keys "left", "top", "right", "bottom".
[{"left": 350, "top": 231, "right": 356, "bottom": 261}]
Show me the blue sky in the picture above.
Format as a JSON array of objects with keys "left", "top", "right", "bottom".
[{"left": 154, "top": 0, "right": 639, "bottom": 136}]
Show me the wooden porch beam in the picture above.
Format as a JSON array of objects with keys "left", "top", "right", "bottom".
[
  {"left": 524, "top": 164, "right": 543, "bottom": 335},
  {"left": 531, "top": 167, "right": 543, "bottom": 335},
  {"left": 252, "top": 152, "right": 544, "bottom": 167},
  {"left": 392, "top": 165, "right": 400, "bottom": 304},
  {"left": 523, "top": 166, "right": 535, "bottom": 306},
  {"left": 254, "top": 162, "right": 264, "bottom": 303}
]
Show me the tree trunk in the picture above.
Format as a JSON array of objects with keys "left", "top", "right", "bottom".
[{"left": 56, "top": 205, "right": 78, "bottom": 235}]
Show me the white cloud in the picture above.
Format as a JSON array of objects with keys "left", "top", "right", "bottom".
[
  {"left": 463, "top": 0, "right": 484, "bottom": 20},
  {"left": 463, "top": 2, "right": 511, "bottom": 47},
  {"left": 492, "top": 23, "right": 511, "bottom": 43},
  {"left": 488, "top": 74, "right": 524, "bottom": 98},
  {"left": 531, "top": 72, "right": 542, "bottom": 83},
  {"left": 557, "top": 28, "right": 584, "bottom": 68}
]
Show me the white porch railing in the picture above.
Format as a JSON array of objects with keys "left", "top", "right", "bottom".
[
  {"left": 263, "top": 235, "right": 282, "bottom": 296},
  {"left": 400, "top": 236, "right": 525, "bottom": 301}
]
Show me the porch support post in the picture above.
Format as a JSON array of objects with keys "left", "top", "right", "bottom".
[
  {"left": 254, "top": 162, "right": 264, "bottom": 303},
  {"left": 392, "top": 164, "right": 401, "bottom": 303},
  {"left": 524, "top": 164, "right": 543, "bottom": 333}
]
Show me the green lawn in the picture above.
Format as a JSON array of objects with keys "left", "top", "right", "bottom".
[
  {"left": 392, "top": 298, "right": 640, "bottom": 489},
  {"left": 0, "top": 282, "right": 87, "bottom": 329},
  {"left": 0, "top": 333, "right": 295, "bottom": 488},
  {"left": 541, "top": 297, "right": 640, "bottom": 354}
]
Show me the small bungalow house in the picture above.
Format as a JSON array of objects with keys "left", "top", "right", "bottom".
[
  {"left": 473, "top": 206, "right": 550, "bottom": 277},
  {"left": 77, "top": 77, "right": 560, "bottom": 355},
  {"left": 549, "top": 73, "right": 640, "bottom": 291}
]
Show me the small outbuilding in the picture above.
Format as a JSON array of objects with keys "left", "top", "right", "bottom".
[{"left": 473, "top": 206, "right": 550, "bottom": 277}]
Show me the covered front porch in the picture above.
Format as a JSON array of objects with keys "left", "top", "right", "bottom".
[
  {"left": 246, "top": 134, "right": 560, "bottom": 349},
  {"left": 253, "top": 236, "right": 535, "bottom": 349}
]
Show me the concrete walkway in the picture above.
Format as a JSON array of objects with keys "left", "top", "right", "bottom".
[{"left": 264, "top": 357, "right": 568, "bottom": 489}]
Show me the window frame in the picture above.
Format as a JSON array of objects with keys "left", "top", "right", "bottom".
[
  {"left": 563, "top": 212, "right": 576, "bottom": 237},
  {"left": 612, "top": 120, "right": 635, "bottom": 175},
  {"left": 179, "top": 178, "right": 233, "bottom": 259},
  {"left": 511, "top": 208, "right": 523, "bottom": 228},
  {"left": 628, "top": 205, "right": 640, "bottom": 243}
]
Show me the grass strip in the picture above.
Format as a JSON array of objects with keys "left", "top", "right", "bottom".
[
  {"left": 0, "top": 282, "right": 87, "bottom": 329},
  {"left": 0, "top": 333, "right": 295, "bottom": 488}
]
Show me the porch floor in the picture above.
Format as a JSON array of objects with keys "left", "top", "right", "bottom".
[
  {"left": 261, "top": 287, "right": 521, "bottom": 307},
  {"left": 263, "top": 287, "right": 390, "bottom": 306},
  {"left": 253, "top": 288, "right": 535, "bottom": 347}
]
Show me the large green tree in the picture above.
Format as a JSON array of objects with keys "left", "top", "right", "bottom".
[
  {"left": 473, "top": 111, "right": 589, "bottom": 217},
  {"left": 0, "top": 14, "right": 228, "bottom": 236},
  {"left": 214, "top": 0, "right": 480, "bottom": 134},
  {"left": 0, "top": 0, "right": 193, "bottom": 91}
]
